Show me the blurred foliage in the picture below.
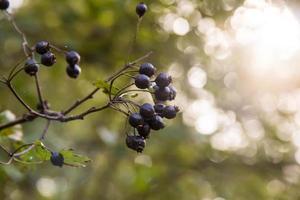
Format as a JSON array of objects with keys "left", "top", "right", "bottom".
[{"left": 1, "top": 0, "right": 300, "bottom": 200}]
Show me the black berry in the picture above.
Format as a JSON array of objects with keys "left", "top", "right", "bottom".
[
  {"left": 126, "top": 135, "right": 146, "bottom": 153},
  {"left": 41, "top": 52, "right": 56, "bottom": 66},
  {"left": 140, "top": 103, "right": 155, "bottom": 119},
  {"left": 129, "top": 113, "right": 144, "bottom": 127},
  {"left": 50, "top": 152, "right": 64, "bottom": 167},
  {"left": 137, "top": 123, "right": 151, "bottom": 138},
  {"left": 155, "top": 73, "right": 172, "bottom": 87},
  {"left": 24, "top": 59, "right": 39, "bottom": 76},
  {"left": 139, "top": 63, "right": 156, "bottom": 77},
  {"left": 66, "top": 51, "right": 81, "bottom": 65},
  {"left": 135, "top": 74, "right": 150, "bottom": 89},
  {"left": 163, "top": 105, "right": 179, "bottom": 119},
  {"left": 35, "top": 41, "right": 50, "bottom": 55},
  {"left": 148, "top": 115, "right": 165, "bottom": 130},
  {"left": 0, "top": 0, "right": 9, "bottom": 10},
  {"left": 155, "top": 86, "right": 171, "bottom": 101},
  {"left": 154, "top": 103, "right": 165, "bottom": 116},
  {"left": 136, "top": 2, "right": 147, "bottom": 18},
  {"left": 66, "top": 65, "right": 81, "bottom": 79},
  {"left": 168, "top": 85, "right": 177, "bottom": 100}
]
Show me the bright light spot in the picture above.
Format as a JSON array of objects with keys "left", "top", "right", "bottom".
[
  {"left": 195, "top": 111, "right": 218, "bottom": 135},
  {"left": 187, "top": 66, "right": 207, "bottom": 88},
  {"left": 7, "top": 0, "right": 24, "bottom": 12},
  {"left": 173, "top": 17, "right": 190, "bottom": 36},
  {"left": 232, "top": 2, "right": 300, "bottom": 75},
  {"left": 36, "top": 177, "right": 57, "bottom": 198},
  {"left": 97, "top": 127, "right": 117, "bottom": 145},
  {"left": 211, "top": 123, "right": 248, "bottom": 151},
  {"left": 197, "top": 18, "right": 216, "bottom": 34},
  {"left": 243, "top": 119, "right": 265, "bottom": 140},
  {"left": 134, "top": 155, "right": 152, "bottom": 167},
  {"left": 177, "top": 1, "right": 195, "bottom": 17}
]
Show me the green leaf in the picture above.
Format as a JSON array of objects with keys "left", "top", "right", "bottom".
[
  {"left": 93, "top": 79, "right": 119, "bottom": 95},
  {"left": 60, "top": 149, "right": 91, "bottom": 167},
  {"left": 0, "top": 110, "right": 23, "bottom": 141},
  {"left": 14, "top": 141, "right": 51, "bottom": 164}
]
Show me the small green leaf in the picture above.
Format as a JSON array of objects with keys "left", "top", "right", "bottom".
[
  {"left": 60, "top": 149, "right": 91, "bottom": 167},
  {"left": 0, "top": 110, "right": 23, "bottom": 141},
  {"left": 93, "top": 79, "right": 119, "bottom": 95},
  {"left": 14, "top": 141, "right": 51, "bottom": 164}
]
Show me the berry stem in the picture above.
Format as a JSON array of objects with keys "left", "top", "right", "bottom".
[
  {"left": 34, "top": 74, "right": 45, "bottom": 111},
  {"left": 62, "top": 88, "right": 100, "bottom": 115}
]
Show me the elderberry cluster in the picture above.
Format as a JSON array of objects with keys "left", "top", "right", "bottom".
[
  {"left": 126, "top": 63, "right": 179, "bottom": 153},
  {"left": 24, "top": 41, "right": 82, "bottom": 79}
]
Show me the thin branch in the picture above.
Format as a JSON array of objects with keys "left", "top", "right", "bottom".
[
  {"left": 6, "top": 82, "right": 33, "bottom": 112},
  {"left": 106, "top": 51, "right": 153, "bottom": 82},
  {"left": 0, "top": 114, "right": 36, "bottom": 131},
  {"left": 62, "top": 88, "right": 100, "bottom": 115},
  {"left": 34, "top": 74, "right": 45, "bottom": 111},
  {"left": 40, "top": 120, "right": 51, "bottom": 140},
  {"left": 3, "top": 11, "right": 31, "bottom": 57}
]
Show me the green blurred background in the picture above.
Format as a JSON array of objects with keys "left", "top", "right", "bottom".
[{"left": 2, "top": 0, "right": 300, "bottom": 199}]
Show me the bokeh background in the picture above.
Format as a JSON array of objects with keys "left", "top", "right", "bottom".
[{"left": 2, "top": 0, "right": 300, "bottom": 199}]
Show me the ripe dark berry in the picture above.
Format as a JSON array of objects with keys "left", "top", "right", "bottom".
[
  {"left": 135, "top": 74, "right": 150, "bottom": 89},
  {"left": 154, "top": 86, "right": 171, "bottom": 101},
  {"left": 41, "top": 52, "right": 56, "bottom": 66},
  {"left": 137, "top": 123, "right": 151, "bottom": 138},
  {"left": 66, "top": 51, "right": 81, "bottom": 65},
  {"left": 136, "top": 2, "right": 147, "bottom": 18},
  {"left": 0, "top": 0, "right": 9, "bottom": 10},
  {"left": 163, "top": 105, "right": 179, "bottom": 119},
  {"left": 148, "top": 115, "right": 165, "bottom": 130},
  {"left": 126, "top": 135, "right": 146, "bottom": 153},
  {"left": 139, "top": 63, "right": 156, "bottom": 77},
  {"left": 129, "top": 113, "right": 144, "bottom": 127},
  {"left": 155, "top": 73, "right": 172, "bottom": 87},
  {"left": 50, "top": 152, "right": 64, "bottom": 167},
  {"left": 35, "top": 41, "right": 50, "bottom": 55},
  {"left": 24, "top": 59, "right": 39, "bottom": 76},
  {"left": 154, "top": 103, "right": 165, "bottom": 116},
  {"left": 66, "top": 65, "right": 81, "bottom": 79},
  {"left": 169, "top": 85, "right": 177, "bottom": 100},
  {"left": 140, "top": 103, "right": 155, "bottom": 119}
]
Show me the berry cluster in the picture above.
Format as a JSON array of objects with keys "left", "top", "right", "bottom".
[
  {"left": 126, "top": 63, "right": 179, "bottom": 153},
  {"left": 24, "top": 41, "right": 81, "bottom": 79}
]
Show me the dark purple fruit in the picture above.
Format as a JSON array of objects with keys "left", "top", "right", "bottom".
[
  {"left": 50, "top": 152, "right": 64, "bottom": 167},
  {"left": 163, "top": 105, "right": 179, "bottom": 119},
  {"left": 137, "top": 123, "right": 151, "bottom": 138},
  {"left": 24, "top": 59, "right": 39, "bottom": 76},
  {"left": 154, "top": 103, "right": 165, "bottom": 116},
  {"left": 136, "top": 2, "right": 147, "bottom": 18},
  {"left": 126, "top": 135, "right": 146, "bottom": 153},
  {"left": 66, "top": 65, "right": 81, "bottom": 79},
  {"left": 41, "top": 52, "right": 56, "bottom": 66},
  {"left": 66, "top": 51, "right": 81, "bottom": 65},
  {"left": 135, "top": 74, "right": 150, "bottom": 89},
  {"left": 129, "top": 113, "right": 144, "bottom": 127},
  {"left": 140, "top": 103, "right": 155, "bottom": 119},
  {"left": 0, "top": 0, "right": 9, "bottom": 10},
  {"left": 148, "top": 115, "right": 165, "bottom": 130},
  {"left": 168, "top": 85, "right": 177, "bottom": 100},
  {"left": 139, "top": 63, "right": 156, "bottom": 77},
  {"left": 35, "top": 41, "right": 50, "bottom": 55},
  {"left": 155, "top": 72, "right": 172, "bottom": 87},
  {"left": 154, "top": 86, "right": 171, "bottom": 101}
]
